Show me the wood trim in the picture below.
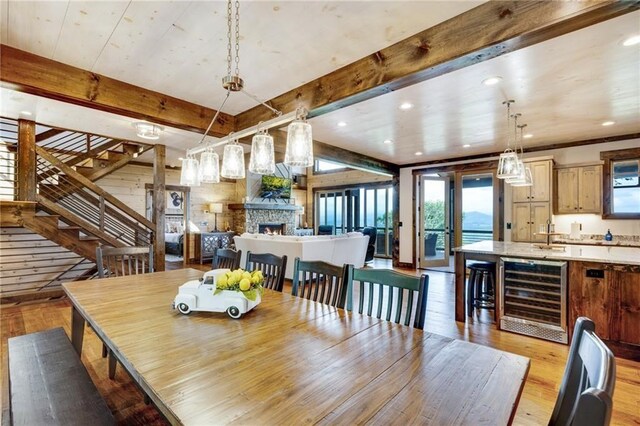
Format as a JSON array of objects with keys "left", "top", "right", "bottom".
[
  {"left": 404, "top": 133, "right": 640, "bottom": 169},
  {"left": 144, "top": 183, "right": 191, "bottom": 193},
  {"left": 234, "top": 1, "right": 639, "bottom": 130},
  {"left": 412, "top": 160, "right": 498, "bottom": 176},
  {"left": 0, "top": 45, "right": 234, "bottom": 137},
  {"left": 35, "top": 146, "right": 155, "bottom": 230},
  {"left": 17, "top": 119, "right": 36, "bottom": 201},
  {"left": 391, "top": 174, "right": 400, "bottom": 268},
  {"left": 153, "top": 145, "right": 166, "bottom": 272},
  {"left": 601, "top": 147, "right": 640, "bottom": 219}
]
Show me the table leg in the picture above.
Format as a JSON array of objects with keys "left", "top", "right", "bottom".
[
  {"left": 454, "top": 251, "right": 466, "bottom": 322},
  {"left": 71, "top": 306, "right": 85, "bottom": 356}
]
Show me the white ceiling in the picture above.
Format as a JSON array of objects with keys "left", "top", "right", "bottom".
[{"left": 1, "top": 2, "right": 639, "bottom": 166}]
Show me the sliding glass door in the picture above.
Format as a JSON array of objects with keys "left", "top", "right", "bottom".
[
  {"left": 316, "top": 185, "right": 394, "bottom": 258},
  {"left": 419, "top": 176, "right": 450, "bottom": 268}
]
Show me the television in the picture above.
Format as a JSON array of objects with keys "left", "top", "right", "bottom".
[{"left": 261, "top": 175, "right": 292, "bottom": 200}]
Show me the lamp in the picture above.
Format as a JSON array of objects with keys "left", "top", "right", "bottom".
[
  {"left": 221, "top": 141, "right": 245, "bottom": 179},
  {"left": 509, "top": 124, "right": 533, "bottom": 187},
  {"left": 496, "top": 100, "right": 521, "bottom": 179},
  {"left": 181, "top": 0, "right": 313, "bottom": 186},
  {"left": 209, "top": 202, "right": 223, "bottom": 231},
  {"left": 248, "top": 129, "right": 275, "bottom": 174},
  {"left": 132, "top": 122, "right": 163, "bottom": 140},
  {"left": 199, "top": 148, "right": 220, "bottom": 183},
  {"left": 285, "top": 110, "right": 314, "bottom": 167},
  {"left": 179, "top": 156, "right": 200, "bottom": 186}
]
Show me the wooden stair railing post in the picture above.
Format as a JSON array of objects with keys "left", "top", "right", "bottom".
[
  {"left": 99, "top": 196, "right": 105, "bottom": 232},
  {"left": 153, "top": 144, "right": 166, "bottom": 272},
  {"left": 17, "top": 119, "right": 36, "bottom": 201}
]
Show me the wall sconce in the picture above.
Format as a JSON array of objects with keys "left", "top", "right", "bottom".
[{"left": 209, "top": 202, "right": 223, "bottom": 231}]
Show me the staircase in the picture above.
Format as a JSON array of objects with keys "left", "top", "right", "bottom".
[{"left": 0, "top": 117, "right": 157, "bottom": 300}]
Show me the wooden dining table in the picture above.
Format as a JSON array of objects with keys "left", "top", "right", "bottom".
[{"left": 63, "top": 268, "right": 530, "bottom": 425}]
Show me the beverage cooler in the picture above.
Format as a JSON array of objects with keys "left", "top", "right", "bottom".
[{"left": 499, "top": 257, "right": 568, "bottom": 343}]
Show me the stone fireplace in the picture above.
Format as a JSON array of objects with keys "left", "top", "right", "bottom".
[
  {"left": 229, "top": 203, "right": 302, "bottom": 235},
  {"left": 258, "top": 223, "right": 286, "bottom": 235}
]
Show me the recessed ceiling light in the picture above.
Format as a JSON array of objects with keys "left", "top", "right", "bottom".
[
  {"left": 463, "top": 144, "right": 471, "bottom": 148},
  {"left": 178, "top": 157, "right": 184, "bottom": 161},
  {"left": 482, "top": 76, "right": 502, "bottom": 86},
  {"left": 622, "top": 34, "right": 640, "bottom": 46},
  {"left": 337, "top": 121, "right": 347, "bottom": 127},
  {"left": 399, "top": 102, "right": 413, "bottom": 110},
  {"left": 415, "top": 151, "right": 423, "bottom": 156},
  {"left": 383, "top": 139, "right": 392, "bottom": 144},
  {"left": 20, "top": 110, "right": 32, "bottom": 116},
  {"left": 523, "top": 133, "right": 533, "bottom": 139},
  {"left": 601, "top": 121, "right": 615, "bottom": 126}
]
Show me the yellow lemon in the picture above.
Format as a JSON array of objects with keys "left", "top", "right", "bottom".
[
  {"left": 216, "top": 275, "right": 228, "bottom": 288},
  {"left": 231, "top": 270, "right": 243, "bottom": 282},
  {"left": 239, "top": 278, "right": 251, "bottom": 291},
  {"left": 242, "top": 271, "right": 252, "bottom": 280},
  {"left": 251, "top": 275, "right": 261, "bottom": 284}
]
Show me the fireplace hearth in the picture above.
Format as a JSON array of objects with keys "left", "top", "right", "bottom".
[{"left": 259, "top": 223, "right": 286, "bottom": 235}]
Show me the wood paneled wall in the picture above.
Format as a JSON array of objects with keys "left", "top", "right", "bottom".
[
  {"left": 305, "top": 169, "right": 392, "bottom": 228},
  {"left": 95, "top": 164, "right": 238, "bottom": 232}
]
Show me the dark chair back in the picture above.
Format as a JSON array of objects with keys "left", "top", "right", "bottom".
[
  {"left": 361, "top": 227, "right": 377, "bottom": 262},
  {"left": 245, "top": 251, "right": 287, "bottom": 292},
  {"left": 317, "top": 225, "right": 333, "bottom": 235},
  {"left": 96, "top": 246, "right": 153, "bottom": 278},
  {"left": 345, "top": 267, "right": 428, "bottom": 329},
  {"left": 549, "top": 317, "right": 616, "bottom": 426},
  {"left": 212, "top": 248, "right": 242, "bottom": 270},
  {"left": 291, "top": 258, "right": 349, "bottom": 308}
]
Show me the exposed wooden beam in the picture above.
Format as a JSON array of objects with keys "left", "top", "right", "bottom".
[
  {"left": 153, "top": 145, "right": 166, "bottom": 272},
  {"left": 17, "top": 120, "right": 36, "bottom": 201},
  {"left": 234, "top": 1, "right": 639, "bottom": 130},
  {"left": 0, "top": 45, "right": 235, "bottom": 137}
]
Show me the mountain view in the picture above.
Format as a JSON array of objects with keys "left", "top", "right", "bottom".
[{"left": 462, "top": 211, "right": 493, "bottom": 230}]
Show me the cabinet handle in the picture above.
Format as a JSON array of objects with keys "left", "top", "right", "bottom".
[{"left": 579, "top": 207, "right": 583, "bottom": 210}]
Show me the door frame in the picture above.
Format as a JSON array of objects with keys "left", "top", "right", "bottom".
[{"left": 418, "top": 175, "right": 450, "bottom": 268}]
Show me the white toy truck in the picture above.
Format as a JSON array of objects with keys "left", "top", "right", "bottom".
[{"left": 173, "top": 269, "right": 260, "bottom": 319}]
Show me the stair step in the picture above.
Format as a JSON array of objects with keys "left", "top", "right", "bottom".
[
  {"left": 97, "top": 151, "right": 127, "bottom": 161},
  {"left": 59, "top": 226, "right": 81, "bottom": 231},
  {"left": 122, "top": 143, "right": 143, "bottom": 155},
  {"left": 79, "top": 235, "right": 100, "bottom": 241}
]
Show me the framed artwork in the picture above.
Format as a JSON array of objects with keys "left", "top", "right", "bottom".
[{"left": 167, "top": 191, "right": 184, "bottom": 212}]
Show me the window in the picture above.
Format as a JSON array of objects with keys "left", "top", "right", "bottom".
[
  {"left": 314, "top": 160, "right": 347, "bottom": 173},
  {"left": 601, "top": 148, "right": 640, "bottom": 219}
]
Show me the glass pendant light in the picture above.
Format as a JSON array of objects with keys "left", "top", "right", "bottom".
[
  {"left": 249, "top": 129, "right": 275, "bottom": 174},
  {"left": 221, "top": 140, "right": 245, "bottom": 179},
  {"left": 285, "top": 109, "right": 313, "bottom": 167},
  {"left": 199, "top": 148, "right": 220, "bottom": 183},
  {"left": 510, "top": 124, "right": 533, "bottom": 187},
  {"left": 180, "top": 156, "right": 200, "bottom": 186},
  {"left": 496, "top": 100, "right": 521, "bottom": 179}
]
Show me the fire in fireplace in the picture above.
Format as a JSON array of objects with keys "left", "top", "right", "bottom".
[{"left": 258, "top": 223, "right": 286, "bottom": 235}]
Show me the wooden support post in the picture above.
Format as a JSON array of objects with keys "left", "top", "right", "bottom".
[
  {"left": 17, "top": 119, "right": 36, "bottom": 201},
  {"left": 153, "top": 145, "right": 166, "bottom": 272},
  {"left": 391, "top": 174, "right": 400, "bottom": 268}
]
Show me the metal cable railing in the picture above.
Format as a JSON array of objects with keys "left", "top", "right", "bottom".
[
  {"left": 36, "top": 155, "right": 152, "bottom": 247},
  {"left": 0, "top": 117, "right": 18, "bottom": 200}
]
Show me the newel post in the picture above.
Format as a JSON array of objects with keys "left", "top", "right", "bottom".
[
  {"left": 17, "top": 119, "right": 36, "bottom": 201},
  {"left": 153, "top": 144, "right": 166, "bottom": 272}
]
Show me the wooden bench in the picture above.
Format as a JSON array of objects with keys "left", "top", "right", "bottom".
[{"left": 8, "top": 328, "right": 115, "bottom": 425}]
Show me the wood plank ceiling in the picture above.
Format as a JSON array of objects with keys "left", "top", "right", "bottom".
[{"left": 1, "top": 1, "right": 639, "bottom": 166}]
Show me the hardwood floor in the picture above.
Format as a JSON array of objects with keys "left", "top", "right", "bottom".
[{"left": 1, "top": 261, "right": 639, "bottom": 425}]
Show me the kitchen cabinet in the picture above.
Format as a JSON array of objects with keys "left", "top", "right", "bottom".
[
  {"left": 513, "top": 160, "right": 551, "bottom": 203},
  {"left": 511, "top": 159, "right": 553, "bottom": 243},
  {"left": 569, "top": 261, "right": 640, "bottom": 358},
  {"left": 555, "top": 165, "right": 602, "bottom": 214}
]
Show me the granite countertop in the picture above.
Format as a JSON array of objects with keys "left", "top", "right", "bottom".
[
  {"left": 455, "top": 241, "right": 640, "bottom": 266},
  {"left": 552, "top": 237, "right": 640, "bottom": 248}
]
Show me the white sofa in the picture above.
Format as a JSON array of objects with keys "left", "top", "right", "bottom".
[{"left": 234, "top": 233, "right": 369, "bottom": 279}]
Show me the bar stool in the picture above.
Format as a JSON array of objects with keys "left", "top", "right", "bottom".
[{"left": 467, "top": 262, "right": 496, "bottom": 320}]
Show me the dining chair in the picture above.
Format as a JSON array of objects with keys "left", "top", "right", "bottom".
[
  {"left": 95, "top": 245, "right": 153, "bottom": 380},
  {"left": 291, "top": 258, "right": 349, "bottom": 308},
  {"left": 345, "top": 266, "right": 428, "bottom": 329},
  {"left": 212, "top": 248, "right": 242, "bottom": 270},
  {"left": 549, "top": 317, "right": 616, "bottom": 426},
  {"left": 245, "top": 251, "right": 287, "bottom": 292},
  {"left": 96, "top": 246, "right": 154, "bottom": 278}
]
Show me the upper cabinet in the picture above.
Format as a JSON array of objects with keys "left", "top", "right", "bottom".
[
  {"left": 554, "top": 165, "right": 602, "bottom": 214},
  {"left": 513, "top": 160, "right": 551, "bottom": 203}
]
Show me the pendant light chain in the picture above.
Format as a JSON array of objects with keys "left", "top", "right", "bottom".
[
  {"left": 234, "top": 0, "right": 240, "bottom": 78},
  {"left": 227, "top": 0, "right": 233, "bottom": 79}
]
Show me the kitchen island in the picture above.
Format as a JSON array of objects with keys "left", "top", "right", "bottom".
[{"left": 455, "top": 241, "right": 640, "bottom": 360}]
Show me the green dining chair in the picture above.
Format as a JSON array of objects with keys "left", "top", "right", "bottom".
[
  {"left": 291, "top": 258, "right": 349, "bottom": 308},
  {"left": 345, "top": 266, "right": 429, "bottom": 329}
]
